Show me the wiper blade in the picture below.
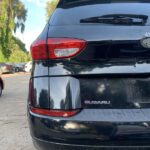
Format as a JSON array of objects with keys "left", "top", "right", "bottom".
[{"left": 80, "top": 14, "right": 148, "bottom": 25}]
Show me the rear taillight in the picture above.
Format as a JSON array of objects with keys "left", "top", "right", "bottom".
[
  {"left": 48, "top": 38, "right": 86, "bottom": 59},
  {"left": 30, "top": 107, "right": 80, "bottom": 118},
  {"left": 31, "top": 38, "right": 86, "bottom": 60},
  {"left": 31, "top": 40, "right": 47, "bottom": 60}
]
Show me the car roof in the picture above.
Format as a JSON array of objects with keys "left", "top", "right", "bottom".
[{"left": 58, "top": 0, "right": 150, "bottom": 6}]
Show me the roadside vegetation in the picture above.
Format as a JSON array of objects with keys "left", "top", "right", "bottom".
[
  {"left": 0, "top": 0, "right": 59, "bottom": 63},
  {"left": 0, "top": 0, "right": 30, "bottom": 63},
  {"left": 46, "top": 0, "right": 59, "bottom": 20}
]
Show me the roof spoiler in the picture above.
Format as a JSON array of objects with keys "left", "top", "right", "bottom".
[{"left": 58, "top": 0, "right": 150, "bottom": 8}]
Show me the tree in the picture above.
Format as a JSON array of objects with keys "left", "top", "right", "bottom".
[
  {"left": 13, "top": 0, "right": 27, "bottom": 33},
  {"left": 0, "top": 1, "right": 10, "bottom": 59},
  {"left": 0, "top": 0, "right": 27, "bottom": 60},
  {"left": 5, "top": 0, "right": 27, "bottom": 34},
  {"left": 46, "top": 0, "right": 59, "bottom": 19},
  {"left": 12, "top": 36, "right": 27, "bottom": 52},
  {"left": 9, "top": 50, "right": 31, "bottom": 63}
]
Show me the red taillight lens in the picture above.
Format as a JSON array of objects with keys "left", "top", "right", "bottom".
[
  {"left": 48, "top": 38, "right": 86, "bottom": 59},
  {"left": 31, "top": 40, "right": 47, "bottom": 60},
  {"left": 30, "top": 107, "right": 80, "bottom": 118},
  {"left": 31, "top": 38, "right": 86, "bottom": 60}
]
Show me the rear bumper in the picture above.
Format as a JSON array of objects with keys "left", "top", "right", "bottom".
[
  {"left": 33, "top": 137, "right": 150, "bottom": 150},
  {"left": 28, "top": 108, "right": 150, "bottom": 149}
]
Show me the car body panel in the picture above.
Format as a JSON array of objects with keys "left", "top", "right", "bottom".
[
  {"left": 28, "top": 0, "right": 150, "bottom": 149},
  {"left": 48, "top": 60, "right": 150, "bottom": 76},
  {"left": 29, "top": 109, "right": 150, "bottom": 147},
  {"left": 32, "top": 77, "right": 49, "bottom": 109},
  {"left": 31, "top": 74, "right": 150, "bottom": 110},
  {"left": 32, "top": 61, "right": 49, "bottom": 77}
]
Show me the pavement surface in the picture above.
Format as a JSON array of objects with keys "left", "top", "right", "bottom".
[{"left": 0, "top": 74, "right": 36, "bottom": 150}]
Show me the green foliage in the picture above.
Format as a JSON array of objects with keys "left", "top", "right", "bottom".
[
  {"left": 46, "top": 0, "right": 59, "bottom": 19},
  {"left": 0, "top": 51, "right": 7, "bottom": 62},
  {"left": 8, "top": 36, "right": 31, "bottom": 63},
  {"left": 11, "top": 36, "right": 27, "bottom": 52},
  {"left": 9, "top": 51, "right": 31, "bottom": 63},
  {"left": 0, "top": 0, "right": 27, "bottom": 62},
  {"left": 13, "top": 0, "right": 27, "bottom": 33}
]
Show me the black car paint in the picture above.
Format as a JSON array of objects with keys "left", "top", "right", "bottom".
[
  {"left": 32, "top": 60, "right": 150, "bottom": 110},
  {"left": 0, "top": 77, "right": 4, "bottom": 96},
  {"left": 28, "top": 1, "right": 150, "bottom": 149},
  {"left": 0, "top": 77, "right": 4, "bottom": 90},
  {"left": 29, "top": 108, "right": 150, "bottom": 149}
]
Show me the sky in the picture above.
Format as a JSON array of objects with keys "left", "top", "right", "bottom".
[{"left": 15, "top": 0, "right": 51, "bottom": 51}]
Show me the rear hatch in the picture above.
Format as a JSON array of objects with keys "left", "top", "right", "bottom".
[
  {"left": 30, "top": 0, "right": 150, "bottom": 144},
  {"left": 46, "top": 0, "right": 150, "bottom": 110}
]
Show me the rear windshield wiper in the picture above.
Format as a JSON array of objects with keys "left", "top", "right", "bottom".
[{"left": 80, "top": 14, "right": 148, "bottom": 25}]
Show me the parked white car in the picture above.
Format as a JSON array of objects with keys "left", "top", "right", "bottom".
[{"left": 24, "top": 61, "right": 32, "bottom": 72}]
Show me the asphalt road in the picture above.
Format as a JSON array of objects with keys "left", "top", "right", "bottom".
[{"left": 0, "top": 74, "right": 36, "bottom": 150}]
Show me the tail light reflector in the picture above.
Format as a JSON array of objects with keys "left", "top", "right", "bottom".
[
  {"left": 31, "top": 38, "right": 86, "bottom": 60},
  {"left": 30, "top": 107, "right": 80, "bottom": 118}
]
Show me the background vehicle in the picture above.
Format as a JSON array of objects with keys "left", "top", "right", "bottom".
[
  {"left": 28, "top": 0, "right": 150, "bottom": 150},
  {"left": 13, "top": 63, "right": 25, "bottom": 72},
  {"left": 24, "top": 61, "right": 32, "bottom": 73},
  {"left": 0, "top": 63, "right": 14, "bottom": 74},
  {"left": 0, "top": 77, "right": 4, "bottom": 97}
]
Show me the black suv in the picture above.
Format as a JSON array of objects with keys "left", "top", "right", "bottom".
[{"left": 28, "top": 0, "right": 150, "bottom": 149}]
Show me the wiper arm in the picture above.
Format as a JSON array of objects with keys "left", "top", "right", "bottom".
[{"left": 80, "top": 14, "right": 148, "bottom": 25}]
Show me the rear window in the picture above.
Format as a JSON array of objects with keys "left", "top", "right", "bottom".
[{"left": 50, "top": 0, "right": 150, "bottom": 25}]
